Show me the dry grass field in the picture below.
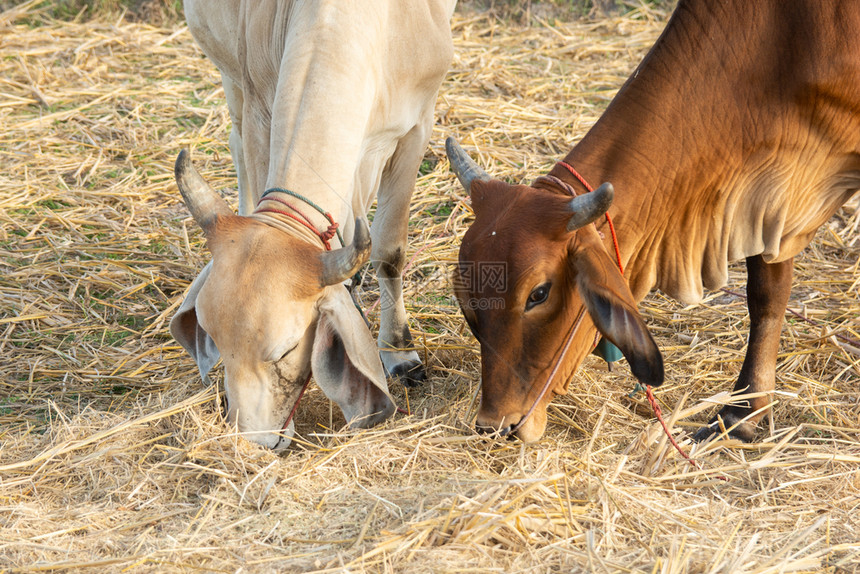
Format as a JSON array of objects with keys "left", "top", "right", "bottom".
[{"left": 1, "top": 1, "right": 859, "bottom": 572}]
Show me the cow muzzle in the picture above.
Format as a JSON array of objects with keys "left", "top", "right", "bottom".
[
  {"left": 222, "top": 375, "right": 305, "bottom": 450},
  {"left": 226, "top": 403, "right": 297, "bottom": 450},
  {"left": 475, "top": 408, "right": 547, "bottom": 443},
  {"left": 475, "top": 419, "right": 518, "bottom": 439}
]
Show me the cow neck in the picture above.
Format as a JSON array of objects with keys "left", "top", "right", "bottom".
[
  {"left": 550, "top": 3, "right": 734, "bottom": 304},
  {"left": 252, "top": 188, "right": 344, "bottom": 252}
]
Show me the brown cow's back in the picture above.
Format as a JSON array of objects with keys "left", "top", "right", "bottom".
[{"left": 559, "top": 0, "right": 860, "bottom": 304}]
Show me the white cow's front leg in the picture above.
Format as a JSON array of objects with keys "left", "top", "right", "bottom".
[
  {"left": 374, "top": 254, "right": 424, "bottom": 385},
  {"left": 370, "top": 123, "right": 431, "bottom": 386}
]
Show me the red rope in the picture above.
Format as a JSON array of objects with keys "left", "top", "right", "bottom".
[
  {"left": 645, "top": 385, "right": 729, "bottom": 481},
  {"left": 282, "top": 373, "right": 312, "bottom": 432},
  {"left": 645, "top": 385, "right": 700, "bottom": 469},
  {"left": 557, "top": 161, "right": 623, "bottom": 274},
  {"left": 256, "top": 194, "right": 339, "bottom": 251},
  {"left": 555, "top": 161, "right": 724, "bottom": 477}
]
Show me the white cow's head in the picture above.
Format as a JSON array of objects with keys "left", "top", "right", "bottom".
[{"left": 169, "top": 151, "right": 395, "bottom": 449}]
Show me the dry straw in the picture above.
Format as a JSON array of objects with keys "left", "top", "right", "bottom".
[{"left": 1, "top": 2, "right": 859, "bottom": 572}]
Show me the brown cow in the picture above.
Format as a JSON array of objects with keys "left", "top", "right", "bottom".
[{"left": 447, "top": 0, "right": 860, "bottom": 443}]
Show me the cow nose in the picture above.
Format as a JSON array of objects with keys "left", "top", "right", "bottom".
[{"left": 475, "top": 421, "right": 520, "bottom": 439}]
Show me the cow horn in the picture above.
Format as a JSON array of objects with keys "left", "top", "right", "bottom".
[
  {"left": 446, "top": 137, "right": 490, "bottom": 194},
  {"left": 319, "top": 217, "right": 372, "bottom": 286},
  {"left": 174, "top": 149, "right": 234, "bottom": 231},
  {"left": 566, "top": 182, "right": 615, "bottom": 231}
]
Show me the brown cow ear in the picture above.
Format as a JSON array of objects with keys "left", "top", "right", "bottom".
[{"left": 571, "top": 247, "right": 664, "bottom": 387}]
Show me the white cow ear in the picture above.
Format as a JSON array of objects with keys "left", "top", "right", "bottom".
[
  {"left": 311, "top": 286, "right": 397, "bottom": 429},
  {"left": 169, "top": 261, "right": 220, "bottom": 382}
]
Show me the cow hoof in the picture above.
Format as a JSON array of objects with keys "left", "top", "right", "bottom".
[
  {"left": 388, "top": 360, "right": 426, "bottom": 387},
  {"left": 692, "top": 416, "right": 757, "bottom": 443}
]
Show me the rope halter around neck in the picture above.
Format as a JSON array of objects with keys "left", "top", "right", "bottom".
[
  {"left": 534, "top": 164, "right": 722, "bottom": 478},
  {"left": 256, "top": 187, "right": 344, "bottom": 250}
]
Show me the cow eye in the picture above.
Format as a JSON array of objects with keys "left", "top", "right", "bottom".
[
  {"left": 277, "top": 343, "right": 298, "bottom": 362},
  {"left": 526, "top": 283, "right": 551, "bottom": 310}
]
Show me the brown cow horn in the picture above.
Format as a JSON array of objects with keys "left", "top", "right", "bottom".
[
  {"left": 319, "top": 217, "right": 372, "bottom": 286},
  {"left": 446, "top": 137, "right": 490, "bottom": 194},
  {"left": 174, "top": 149, "right": 234, "bottom": 231},
  {"left": 566, "top": 182, "right": 615, "bottom": 231}
]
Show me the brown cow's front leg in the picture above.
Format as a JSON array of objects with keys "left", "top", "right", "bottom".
[{"left": 694, "top": 255, "right": 793, "bottom": 442}]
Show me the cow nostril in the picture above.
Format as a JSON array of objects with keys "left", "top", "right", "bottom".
[{"left": 475, "top": 423, "right": 513, "bottom": 438}]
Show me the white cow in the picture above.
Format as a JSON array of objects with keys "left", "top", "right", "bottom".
[{"left": 171, "top": 0, "right": 456, "bottom": 449}]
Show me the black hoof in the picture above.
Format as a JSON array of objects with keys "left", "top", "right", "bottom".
[
  {"left": 389, "top": 360, "right": 426, "bottom": 387},
  {"left": 692, "top": 415, "right": 757, "bottom": 443},
  {"left": 692, "top": 423, "right": 720, "bottom": 443}
]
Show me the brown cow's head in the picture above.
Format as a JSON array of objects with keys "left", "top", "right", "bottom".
[
  {"left": 169, "top": 150, "right": 395, "bottom": 449},
  {"left": 447, "top": 138, "right": 663, "bottom": 442}
]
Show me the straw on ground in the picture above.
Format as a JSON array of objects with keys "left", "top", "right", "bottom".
[{"left": 1, "top": 2, "right": 858, "bottom": 572}]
